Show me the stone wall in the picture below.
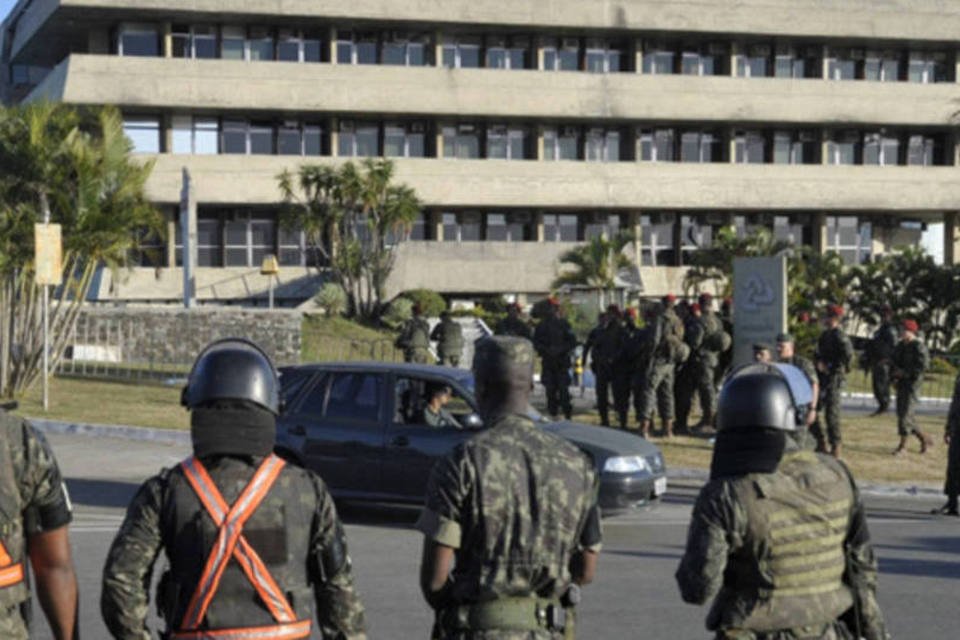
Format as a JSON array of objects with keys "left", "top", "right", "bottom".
[{"left": 72, "top": 308, "right": 302, "bottom": 366}]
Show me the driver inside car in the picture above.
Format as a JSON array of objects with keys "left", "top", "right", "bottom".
[{"left": 422, "top": 383, "right": 463, "bottom": 429}]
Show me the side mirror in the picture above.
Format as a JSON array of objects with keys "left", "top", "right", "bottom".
[{"left": 464, "top": 413, "right": 484, "bottom": 429}]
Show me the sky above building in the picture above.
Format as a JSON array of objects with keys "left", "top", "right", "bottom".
[{"left": 0, "top": 1, "right": 14, "bottom": 23}]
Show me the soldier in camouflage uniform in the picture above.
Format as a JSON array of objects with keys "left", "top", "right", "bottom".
[
  {"left": 890, "top": 319, "right": 934, "bottom": 456},
  {"left": 397, "top": 304, "right": 433, "bottom": 364},
  {"left": 933, "top": 370, "right": 960, "bottom": 516},
  {"left": 432, "top": 311, "right": 465, "bottom": 367},
  {"left": 417, "top": 336, "right": 602, "bottom": 639},
  {"left": 0, "top": 405, "right": 77, "bottom": 640},
  {"left": 677, "top": 297, "right": 725, "bottom": 434},
  {"left": 675, "top": 303, "right": 706, "bottom": 435},
  {"left": 676, "top": 364, "right": 889, "bottom": 640},
  {"left": 533, "top": 299, "right": 577, "bottom": 420},
  {"left": 776, "top": 333, "right": 819, "bottom": 431},
  {"left": 495, "top": 303, "right": 532, "bottom": 340},
  {"left": 583, "top": 306, "right": 629, "bottom": 428},
  {"left": 812, "top": 305, "right": 853, "bottom": 458},
  {"left": 867, "top": 304, "right": 898, "bottom": 416},
  {"left": 101, "top": 339, "right": 366, "bottom": 640},
  {"left": 637, "top": 305, "right": 682, "bottom": 439}
]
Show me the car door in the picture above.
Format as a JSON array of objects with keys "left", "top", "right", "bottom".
[
  {"left": 379, "top": 374, "right": 478, "bottom": 501},
  {"left": 286, "top": 369, "right": 385, "bottom": 497}
]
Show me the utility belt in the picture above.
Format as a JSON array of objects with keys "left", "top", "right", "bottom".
[
  {"left": 440, "top": 596, "right": 569, "bottom": 634},
  {"left": 717, "top": 621, "right": 849, "bottom": 640}
]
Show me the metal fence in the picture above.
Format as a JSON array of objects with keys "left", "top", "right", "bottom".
[{"left": 843, "top": 351, "right": 959, "bottom": 408}]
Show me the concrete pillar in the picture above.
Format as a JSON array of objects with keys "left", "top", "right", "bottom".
[
  {"left": 329, "top": 27, "right": 338, "bottom": 63},
  {"left": 634, "top": 38, "right": 643, "bottom": 74},
  {"left": 329, "top": 117, "right": 339, "bottom": 157},
  {"left": 536, "top": 37, "right": 546, "bottom": 70},
  {"left": 536, "top": 126, "right": 546, "bottom": 160},
  {"left": 821, "top": 129, "right": 831, "bottom": 165},
  {"left": 729, "top": 42, "right": 740, "bottom": 77},
  {"left": 944, "top": 212, "right": 960, "bottom": 265},
  {"left": 672, "top": 213, "right": 683, "bottom": 266},
  {"left": 629, "top": 211, "right": 642, "bottom": 266},
  {"left": 166, "top": 211, "right": 177, "bottom": 268},
  {"left": 729, "top": 127, "right": 739, "bottom": 163},
  {"left": 429, "top": 210, "right": 444, "bottom": 241},
  {"left": 435, "top": 123, "right": 446, "bottom": 159},
  {"left": 435, "top": 31, "right": 444, "bottom": 67},
  {"left": 821, "top": 45, "right": 831, "bottom": 79},
  {"left": 162, "top": 23, "right": 172, "bottom": 58},
  {"left": 954, "top": 50, "right": 960, "bottom": 83},
  {"left": 811, "top": 212, "right": 828, "bottom": 254},
  {"left": 951, "top": 131, "right": 960, "bottom": 167},
  {"left": 162, "top": 114, "right": 173, "bottom": 153},
  {"left": 534, "top": 211, "right": 545, "bottom": 242}
]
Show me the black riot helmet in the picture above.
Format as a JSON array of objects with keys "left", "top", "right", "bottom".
[
  {"left": 716, "top": 363, "right": 813, "bottom": 433},
  {"left": 181, "top": 338, "right": 280, "bottom": 415}
]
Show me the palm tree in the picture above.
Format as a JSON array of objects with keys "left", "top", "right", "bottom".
[
  {"left": 552, "top": 232, "right": 635, "bottom": 307},
  {"left": 0, "top": 103, "right": 161, "bottom": 397},
  {"left": 683, "top": 226, "right": 792, "bottom": 297}
]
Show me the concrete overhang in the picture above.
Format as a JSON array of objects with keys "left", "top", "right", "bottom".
[
  {"left": 140, "top": 154, "right": 960, "bottom": 213},
  {"left": 26, "top": 54, "right": 960, "bottom": 128}
]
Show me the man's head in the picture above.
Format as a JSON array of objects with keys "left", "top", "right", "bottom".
[
  {"left": 753, "top": 343, "right": 773, "bottom": 363},
  {"left": 507, "top": 302, "right": 521, "bottom": 317},
  {"left": 662, "top": 294, "right": 677, "bottom": 310},
  {"left": 472, "top": 336, "right": 535, "bottom": 419},
  {"left": 440, "top": 310, "right": 451, "bottom": 320},
  {"left": 690, "top": 303, "right": 702, "bottom": 317},
  {"left": 624, "top": 307, "right": 637, "bottom": 325},
  {"left": 901, "top": 319, "right": 918, "bottom": 341},
  {"left": 881, "top": 303, "right": 893, "bottom": 321},
  {"left": 775, "top": 332, "right": 795, "bottom": 360},
  {"left": 425, "top": 382, "right": 453, "bottom": 409},
  {"left": 698, "top": 292, "right": 713, "bottom": 311},
  {"left": 181, "top": 338, "right": 280, "bottom": 458},
  {"left": 546, "top": 297, "right": 561, "bottom": 316},
  {"left": 823, "top": 304, "right": 843, "bottom": 328}
]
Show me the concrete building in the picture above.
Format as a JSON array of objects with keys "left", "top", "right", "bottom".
[{"left": 3, "top": 0, "right": 960, "bottom": 305}]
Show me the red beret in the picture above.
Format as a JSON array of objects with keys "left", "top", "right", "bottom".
[
  {"left": 624, "top": 308, "right": 637, "bottom": 319},
  {"left": 547, "top": 297, "right": 560, "bottom": 307},
  {"left": 902, "top": 319, "right": 919, "bottom": 333},
  {"left": 826, "top": 304, "right": 844, "bottom": 318},
  {"left": 664, "top": 294, "right": 677, "bottom": 303},
  {"left": 698, "top": 292, "right": 713, "bottom": 302},
  {"left": 691, "top": 303, "right": 701, "bottom": 313}
]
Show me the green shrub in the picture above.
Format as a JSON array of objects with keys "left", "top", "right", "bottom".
[
  {"left": 401, "top": 288, "right": 446, "bottom": 317},
  {"left": 929, "top": 356, "right": 957, "bottom": 376},
  {"left": 314, "top": 282, "right": 347, "bottom": 317},
  {"left": 382, "top": 297, "right": 413, "bottom": 330}
]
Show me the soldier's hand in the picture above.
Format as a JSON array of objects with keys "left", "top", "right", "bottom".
[{"left": 946, "top": 433, "right": 952, "bottom": 446}]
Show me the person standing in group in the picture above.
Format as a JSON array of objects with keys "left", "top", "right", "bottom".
[
  {"left": 495, "top": 302, "right": 532, "bottom": 340},
  {"left": 533, "top": 298, "right": 577, "bottom": 420},
  {"left": 891, "top": 319, "right": 934, "bottom": 456},
  {"left": 431, "top": 311, "right": 464, "bottom": 367},
  {"left": 396, "top": 303, "right": 433, "bottom": 364},
  {"left": 0, "top": 404, "right": 78, "bottom": 640},
  {"left": 753, "top": 343, "right": 773, "bottom": 363},
  {"left": 867, "top": 304, "right": 898, "bottom": 416},
  {"left": 637, "top": 304, "right": 681, "bottom": 439},
  {"left": 676, "top": 363, "right": 888, "bottom": 640},
  {"left": 101, "top": 339, "right": 366, "bottom": 640},
  {"left": 934, "top": 369, "right": 960, "bottom": 516},
  {"left": 583, "top": 305, "right": 629, "bottom": 428},
  {"left": 776, "top": 332, "right": 819, "bottom": 429},
  {"left": 417, "top": 337, "right": 602, "bottom": 639},
  {"left": 812, "top": 304, "right": 853, "bottom": 458},
  {"left": 676, "top": 303, "right": 706, "bottom": 435}
]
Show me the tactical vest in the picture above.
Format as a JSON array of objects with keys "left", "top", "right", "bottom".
[
  {"left": 0, "top": 415, "right": 30, "bottom": 608},
  {"left": 714, "top": 451, "right": 854, "bottom": 632},
  {"left": 161, "top": 454, "right": 314, "bottom": 639}
]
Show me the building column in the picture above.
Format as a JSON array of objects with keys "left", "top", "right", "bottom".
[
  {"left": 672, "top": 214, "right": 683, "bottom": 266},
  {"left": 328, "top": 27, "right": 338, "bottom": 63},
  {"left": 162, "top": 114, "right": 173, "bottom": 154},
  {"left": 728, "top": 127, "right": 739, "bottom": 163},
  {"left": 534, "top": 211, "right": 545, "bottom": 242},
  {"left": 329, "top": 117, "right": 339, "bottom": 157},
  {"left": 944, "top": 212, "right": 960, "bottom": 265},
  {"left": 166, "top": 210, "right": 177, "bottom": 268},
  {"left": 435, "top": 122, "right": 446, "bottom": 158},
  {"left": 629, "top": 211, "right": 642, "bottom": 266},
  {"left": 811, "top": 212, "right": 828, "bottom": 255},
  {"left": 435, "top": 31, "right": 444, "bottom": 67},
  {"left": 729, "top": 42, "right": 740, "bottom": 77},
  {"left": 633, "top": 38, "right": 644, "bottom": 74},
  {"left": 951, "top": 130, "right": 960, "bottom": 167},
  {"left": 536, "top": 125, "right": 546, "bottom": 160},
  {"left": 429, "top": 210, "right": 444, "bottom": 241},
  {"left": 535, "top": 36, "right": 546, "bottom": 70},
  {"left": 821, "top": 44, "right": 831, "bottom": 79},
  {"left": 162, "top": 23, "right": 172, "bottom": 58},
  {"left": 821, "top": 128, "right": 831, "bottom": 166}
]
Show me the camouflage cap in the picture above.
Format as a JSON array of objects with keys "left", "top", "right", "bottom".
[
  {"left": 775, "top": 332, "right": 794, "bottom": 343},
  {"left": 473, "top": 336, "right": 535, "bottom": 387}
]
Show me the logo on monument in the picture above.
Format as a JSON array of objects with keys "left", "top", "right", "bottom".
[{"left": 741, "top": 274, "right": 775, "bottom": 311}]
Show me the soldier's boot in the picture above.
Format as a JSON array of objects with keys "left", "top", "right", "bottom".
[
  {"left": 915, "top": 430, "right": 934, "bottom": 454},
  {"left": 598, "top": 410, "right": 610, "bottom": 427},
  {"left": 662, "top": 419, "right": 675, "bottom": 438},
  {"left": 892, "top": 435, "right": 909, "bottom": 456},
  {"left": 693, "top": 412, "right": 714, "bottom": 433},
  {"left": 639, "top": 420, "right": 652, "bottom": 439},
  {"left": 830, "top": 442, "right": 842, "bottom": 460}
]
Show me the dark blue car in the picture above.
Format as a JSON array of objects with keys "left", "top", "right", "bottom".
[{"left": 276, "top": 362, "right": 667, "bottom": 514}]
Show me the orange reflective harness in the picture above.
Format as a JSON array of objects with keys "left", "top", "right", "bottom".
[
  {"left": 174, "top": 454, "right": 311, "bottom": 640},
  {"left": 0, "top": 539, "right": 24, "bottom": 589}
]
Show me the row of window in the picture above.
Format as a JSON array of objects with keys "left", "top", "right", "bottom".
[
  {"left": 133, "top": 209, "right": 876, "bottom": 267},
  {"left": 122, "top": 116, "right": 952, "bottom": 167},
  {"left": 111, "top": 22, "right": 956, "bottom": 83}
]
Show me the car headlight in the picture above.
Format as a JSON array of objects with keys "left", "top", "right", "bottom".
[{"left": 603, "top": 455, "right": 650, "bottom": 474}]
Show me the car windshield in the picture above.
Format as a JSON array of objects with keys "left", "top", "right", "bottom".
[{"left": 455, "top": 371, "right": 548, "bottom": 425}]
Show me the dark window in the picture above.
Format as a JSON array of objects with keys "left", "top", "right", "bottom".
[
  {"left": 247, "top": 27, "right": 275, "bottom": 61},
  {"left": 325, "top": 373, "right": 381, "bottom": 422},
  {"left": 543, "top": 214, "right": 578, "bottom": 242},
  {"left": 222, "top": 120, "right": 247, "bottom": 154},
  {"left": 280, "top": 370, "right": 320, "bottom": 408},
  {"left": 297, "top": 374, "right": 330, "bottom": 415},
  {"left": 118, "top": 24, "right": 160, "bottom": 57}
]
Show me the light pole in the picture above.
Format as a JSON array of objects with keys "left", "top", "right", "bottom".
[{"left": 260, "top": 255, "right": 280, "bottom": 309}]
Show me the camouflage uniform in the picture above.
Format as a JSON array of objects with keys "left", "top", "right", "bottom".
[
  {"left": 583, "top": 317, "right": 628, "bottom": 427},
  {"left": 495, "top": 316, "right": 532, "bottom": 341},
  {"left": 101, "top": 455, "right": 366, "bottom": 639},
  {"left": 812, "top": 328, "right": 853, "bottom": 451},
  {"left": 677, "top": 313, "right": 723, "bottom": 432},
  {"left": 0, "top": 411, "right": 73, "bottom": 640},
  {"left": 944, "top": 372, "right": 960, "bottom": 503},
  {"left": 868, "top": 322, "right": 898, "bottom": 413},
  {"left": 397, "top": 316, "right": 433, "bottom": 364},
  {"left": 432, "top": 316, "right": 465, "bottom": 367},
  {"left": 416, "top": 413, "right": 602, "bottom": 639},
  {"left": 637, "top": 315, "right": 679, "bottom": 425},
  {"left": 533, "top": 315, "right": 577, "bottom": 420},
  {"left": 676, "top": 447, "right": 888, "bottom": 640},
  {"left": 891, "top": 338, "right": 930, "bottom": 437}
]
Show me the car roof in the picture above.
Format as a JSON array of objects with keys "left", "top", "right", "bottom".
[{"left": 282, "top": 361, "right": 472, "bottom": 381}]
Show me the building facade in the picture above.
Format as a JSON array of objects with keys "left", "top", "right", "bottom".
[{"left": 3, "top": 0, "right": 960, "bottom": 304}]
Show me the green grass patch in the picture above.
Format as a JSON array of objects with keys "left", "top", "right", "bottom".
[{"left": 301, "top": 315, "right": 403, "bottom": 364}]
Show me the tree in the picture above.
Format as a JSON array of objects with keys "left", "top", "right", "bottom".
[
  {"left": 0, "top": 103, "right": 162, "bottom": 398},
  {"left": 278, "top": 159, "right": 421, "bottom": 320},
  {"left": 551, "top": 232, "right": 635, "bottom": 307},
  {"left": 683, "top": 226, "right": 792, "bottom": 297}
]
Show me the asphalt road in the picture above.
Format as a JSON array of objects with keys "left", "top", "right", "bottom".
[{"left": 30, "top": 432, "right": 960, "bottom": 639}]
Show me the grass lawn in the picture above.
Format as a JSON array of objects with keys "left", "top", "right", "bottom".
[
  {"left": 568, "top": 407, "right": 949, "bottom": 488},
  {"left": 301, "top": 315, "right": 402, "bottom": 364},
  {"left": 16, "top": 376, "right": 188, "bottom": 430}
]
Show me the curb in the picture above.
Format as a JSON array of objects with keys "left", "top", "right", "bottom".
[
  {"left": 29, "top": 418, "right": 945, "bottom": 500},
  {"left": 29, "top": 418, "right": 190, "bottom": 446}
]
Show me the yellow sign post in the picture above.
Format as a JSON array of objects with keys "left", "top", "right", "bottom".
[
  {"left": 35, "top": 222, "right": 62, "bottom": 411},
  {"left": 261, "top": 255, "right": 280, "bottom": 309}
]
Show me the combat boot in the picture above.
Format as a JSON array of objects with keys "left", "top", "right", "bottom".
[
  {"left": 892, "top": 435, "right": 909, "bottom": 456},
  {"left": 599, "top": 411, "right": 610, "bottom": 427}
]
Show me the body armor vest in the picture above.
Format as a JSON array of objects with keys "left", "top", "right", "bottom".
[
  {"left": 710, "top": 451, "right": 854, "bottom": 632},
  {"left": 159, "top": 454, "right": 315, "bottom": 638},
  {"left": 0, "top": 415, "right": 30, "bottom": 608}
]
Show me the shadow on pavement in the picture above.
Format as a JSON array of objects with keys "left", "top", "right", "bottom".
[
  {"left": 875, "top": 536, "right": 960, "bottom": 556},
  {"left": 336, "top": 501, "right": 422, "bottom": 529},
  {"left": 66, "top": 477, "right": 142, "bottom": 508},
  {"left": 604, "top": 549, "right": 684, "bottom": 561},
  {"left": 879, "top": 556, "right": 960, "bottom": 579}
]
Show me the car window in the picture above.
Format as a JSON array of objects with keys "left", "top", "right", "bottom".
[
  {"left": 394, "top": 376, "right": 473, "bottom": 429},
  {"left": 325, "top": 373, "right": 381, "bottom": 422},
  {"left": 296, "top": 372, "right": 329, "bottom": 415},
  {"left": 279, "top": 369, "right": 315, "bottom": 408}
]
